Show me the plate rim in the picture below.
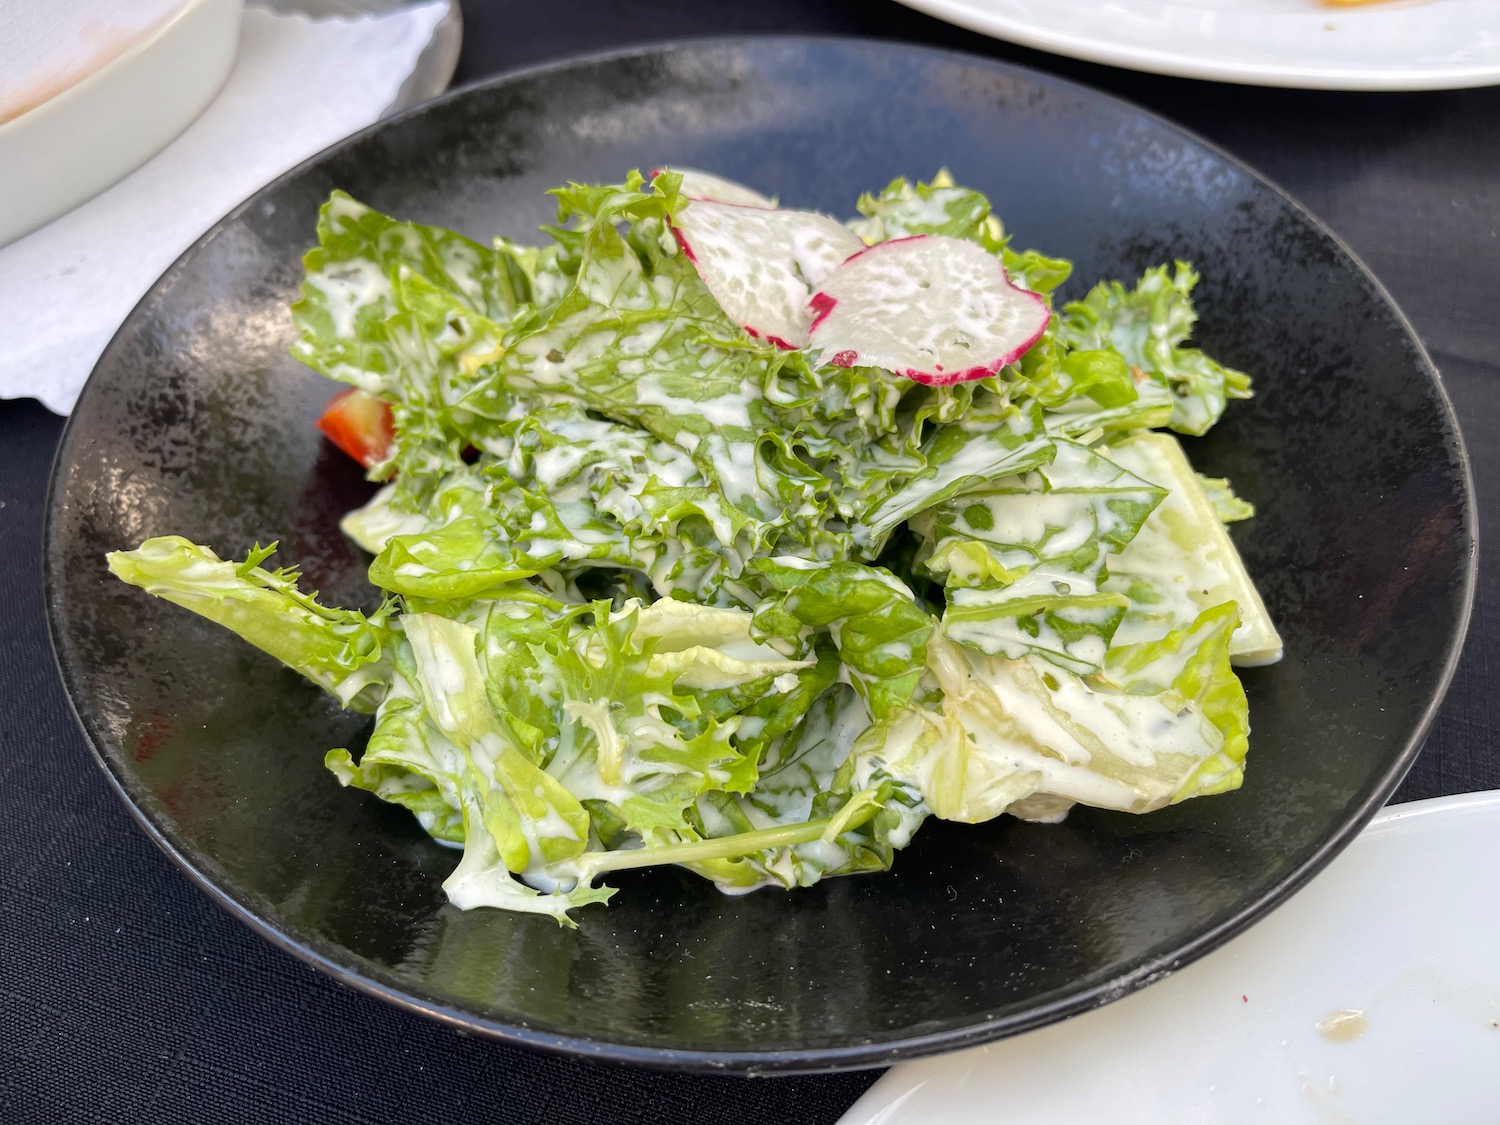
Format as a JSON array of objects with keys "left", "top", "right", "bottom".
[
  {"left": 895, "top": 0, "right": 1500, "bottom": 91},
  {"left": 840, "top": 789, "right": 1500, "bottom": 1122},
  {"left": 41, "top": 33, "right": 1480, "bottom": 1073}
]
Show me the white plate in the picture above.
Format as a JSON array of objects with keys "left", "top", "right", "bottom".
[
  {"left": 895, "top": 0, "right": 1500, "bottom": 89},
  {"left": 840, "top": 791, "right": 1500, "bottom": 1125}
]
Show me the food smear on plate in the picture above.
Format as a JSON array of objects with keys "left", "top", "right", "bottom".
[{"left": 107, "top": 168, "right": 1282, "bottom": 924}]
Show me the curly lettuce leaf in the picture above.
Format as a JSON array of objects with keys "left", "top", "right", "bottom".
[
  {"left": 106, "top": 537, "right": 395, "bottom": 711},
  {"left": 858, "top": 402, "right": 1056, "bottom": 544},
  {"left": 892, "top": 621, "right": 1245, "bottom": 825},
  {"left": 916, "top": 439, "right": 1166, "bottom": 675},
  {"left": 1056, "top": 262, "right": 1251, "bottom": 436},
  {"left": 1103, "top": 601, "right": 1249, "bottom": 801},
  {"left": 560, "top": 684, "right": 924, "bottom": 896},
  {"left": 1199, "top": 473, "right": 1255, "bottom": 523},
  {"left": 849, "top": 170, "right": 1071, "bottom": 296},
  {"left": 289, "top": 191, "right": 566, "bottom": 509},
  {"left": 290, "top": 190, "right": 540, "bottom": 391},
  {"left": 850, "top": 170, "right": 994, "bottom": 244},
  {"left": 750, "top": 558, "right": 934, "bottom": 722},
  {"left": 1101, "top": 432, "right": 1283, "bottom": 665}
]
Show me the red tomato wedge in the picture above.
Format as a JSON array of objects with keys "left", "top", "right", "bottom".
[{"left": 316, "top": 388, "right": 395, "bottom": 468}]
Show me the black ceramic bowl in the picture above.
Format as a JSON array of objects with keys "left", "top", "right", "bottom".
[{"left": 45, "top": 39, "right": 1474, "bottom": 1073}]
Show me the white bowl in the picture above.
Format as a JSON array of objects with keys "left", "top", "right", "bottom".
[{"left": 0, "top": 0, "right": 243, "bottom": 248}]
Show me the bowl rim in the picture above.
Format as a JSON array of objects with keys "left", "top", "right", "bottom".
[
  {"left": 42, "top": 34, "right": 1479, "bottom": 1074},
  {"left": 0, "top": 0, "right": 243, "bottom": 247},
  {"left": 0, "top": 0, "right": 220, "bottom": 132}
]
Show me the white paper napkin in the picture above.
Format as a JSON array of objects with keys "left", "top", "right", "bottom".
[{"left": 0, "top": 1, "right": 448, "bottom": 415}]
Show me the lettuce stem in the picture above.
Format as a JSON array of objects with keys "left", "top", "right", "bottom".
[{"left": 564, "top": 804, "right": 880, "bottom": 878}]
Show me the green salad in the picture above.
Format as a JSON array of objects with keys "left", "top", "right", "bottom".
[{"left": 108, "top": 168, "right": 1281, "bottom": 924}]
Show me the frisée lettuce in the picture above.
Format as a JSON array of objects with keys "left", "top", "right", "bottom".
[{"left": 108, "top": 168, "right": 1281, "bottom": 924}]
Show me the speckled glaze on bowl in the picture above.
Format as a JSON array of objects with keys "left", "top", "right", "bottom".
[{"left": 44, "top": 38, "right": 1475, "bottom": 1073}]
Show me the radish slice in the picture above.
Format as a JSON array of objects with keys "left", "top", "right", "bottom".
[
  {"left": 666, "top": 168, "right": 778, "bottom": 209},
  {"left": 671, "top": 199, "right": 866, "bottom": 350},
  {"left": 807, "top": 235, "right": 1050, "bottom": 385}
]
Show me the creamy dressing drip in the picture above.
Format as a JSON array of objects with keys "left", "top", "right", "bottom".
[
  {"left": 631, "top": 377, "right": 753, "bottom": 428},
  {"left": 306, "top": 257, "right": 391, "bottom": 340},
  {"left": 1102, "top": 433, "right": 1282, "bottom": 664}
]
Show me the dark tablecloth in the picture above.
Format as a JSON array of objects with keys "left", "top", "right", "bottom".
[{"left": 3, "top": 2, "right": 1497, "bottom": 1121}]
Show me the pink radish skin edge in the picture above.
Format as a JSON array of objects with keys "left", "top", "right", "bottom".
[
  {"left": 808, "top": 244, "right": 1051, "bottom": 384},
  {"left": 683, "top": 197, "right": 776, "bottom": 212},
  {"left": 670, "top": 223, "right": 801, "bottom": 351},
  {"left": 907, "top": 297, "right": 1049, "bottom": 385},
  {"left": 745, "top": 325, "right": 799, "bottom": 351},
  {"left": 808, "top": 291, "right": 839, "bottom": 334},
  {"left": 804, "top": 238, "right": 930, "bottom": 337},
  {"left": 810, "top": 235, "right": 924, "bottom": 321},
  {"left": 672, "top": 224, "right": 700, "bottom": 265}
]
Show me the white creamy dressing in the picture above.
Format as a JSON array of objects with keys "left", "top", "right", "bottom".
[
  {"left": 306, "top": 257, "right": 390, "bottom": 339},
  {"left": 576, "top": 237, "right": 646, "bottom": 307},
  {"left": 324, "top": 192, "right": 371, "bottom": 225},
  {"left": 615, "top": 318, "right": 671, "bottom": 357},
  {"left": 528, "top": 259, "right": 570, "bottom": 307},
  {"left": 698, "top": 433, "right": 772, "bottom": 512},
  {"left": 554, "top": 509, "right": 617, "bottom": 546},
  {"left": 867, "top": 430, "right": 1045, "bottom": 535},
  {"left": 412, "top": 631, "right": 468, "bottom": 700},
  {"left": 686, "top": 493, "right": 740, "bottom": 544},
  {"left": 647, "top": 646, "right": 813, "bottom": 690},
  {"left": 438, "top": 239, "right": 484, "bottom": 305},
  {"left": 761, "top": 554, "right": 820, "bottom": 571},
  {"left": 507, "top": 322, "right": 605, "bottom": 389},
  {"left": 631, "top": 377, "right": 754, "bottom": 429},
  {"left": 957, "top": 567, "right": 1068, "bottom": 607},
  {"left": 904, "top": 633, "right": 1227, "bottom": 820},
  {"left": 1002, "top": 493, "right": 1100, "bottom": 555},
  {"left": 443, "top": 846, "right": 546, "bottom": 912},
  {"left": 531, "top": 802, "right": 582, "bottom": 843},
  {"left": 800, "top": 838, "right": 856, "bottom": 871},
  {"left": 945, "top": 577, "right": 1115, "bottom": 673},
  {"left": 401, "top": 615, "right": 492, "bottom": 747},
  {"left": 1046, "top": 669, "right": 1216, "bottom": 767},
  {"left": 548, "top": 750, "right": 637, "bottom": 811},
  {"left": 1101, "top": 433, "right": 1283, "bottom": 664},
  {"left": 530, "top": 444, "right": 588, "bottom": 486},
  {"left": 948, "top": 707, "right": 1131, "bottom": 813},
  {"left": 898, "top": 190, "right": 967, "bottom": 231},
  {"left": 340, "top": 484, "right": 430, "bottom": 554}
]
